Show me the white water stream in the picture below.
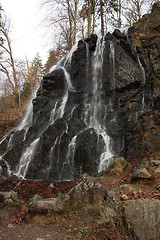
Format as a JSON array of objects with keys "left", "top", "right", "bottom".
[
  {"left": 15, "top": 137, "right": 40, "bottom": 178},
  {"left": 85, "top": 38, "right": 113, "bottom": 172}
]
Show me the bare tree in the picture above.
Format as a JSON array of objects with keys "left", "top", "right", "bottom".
[
  {"left": 42, "top": 0, "right": 79, "bottom": 52},
  {"left": 0, "top": 16, "right": 24, "bottom": 111},
  {"left": 0, "top": 19, "right": 18, "bottom": 95},
  {"left": 122, "top": 0, "right": 156, "bottom": 26}
]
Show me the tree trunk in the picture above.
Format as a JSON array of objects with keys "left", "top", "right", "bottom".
[
  {"left": 136, "top": 0, "right": 141, "bottom": 20},
  {"left": 4, "top": 30, "right": 18, "bottom": 93},
  {"left": 118, "top": 0, "right": 122, "bottom": 28},
  {"left": 67, "top": 0, "right": 73, "bottom": 50},
  {"left": 88, "top": 0, "right": 92, "bottom": 36},
  {"left": 92, "top": 0, "right": 96, "bottom": 33},
  {"left": 73, "top": 0, "right": 78, "bottom": 45},
  {"left": 100, "top": 0, "right": 104, "bottom": 36}
]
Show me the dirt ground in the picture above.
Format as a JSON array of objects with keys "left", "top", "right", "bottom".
[
  {"left": 0, "top": 207, "right": 89, "bottom": 240},
  {"left": 0, "top": 177, "right": 101, "bottom": 240},
  {"left": 0, "top": 169, "right": 160, "bottom": 240}
]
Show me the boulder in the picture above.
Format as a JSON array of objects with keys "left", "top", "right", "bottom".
[
  {"left": 106, "top": 157, "right": 131, "bottom": 176},
  {"left": 29, "top": 197, "right": 65, "bottom": 214},
  {"left": 132, "top": 167, "right": 152, "bottom": 179},
  {"left": 113, "top": 29, "right": 127, "bottom": 41},
  {"left": 98, "top": 207, "right": 117, "bottom": 224},
  {"left": 84, "top": 34, "right": 98, "bottom": 51},
  {"left": 68, "top": 173, "right": 108, "bottom": 208},
  {"left": 123, "top": 199, "right": 160, "bottom": 240},
  {"left": 43, "top": 68, "right": 66, "bottom": 90}
]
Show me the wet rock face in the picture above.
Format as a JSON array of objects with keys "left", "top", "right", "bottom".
[
  {"left": 0, "top": 17, "right": 159, "bottom": 181},
  {"left": 74, "top": 128, "right": 105, "bottom": 178},
  {"left": 2, "top": 129, "right": 26, "bottom": 170},
  {"left": 32, "top": 68, "right": 66, "bottom": 131}
]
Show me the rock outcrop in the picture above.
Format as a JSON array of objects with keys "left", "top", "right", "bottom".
[{"left": 0, "top": 3, "right": 160, "bottom": 181}]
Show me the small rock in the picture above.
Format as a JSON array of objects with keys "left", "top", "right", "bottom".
[
  {"left": 7, "top": 224, "right": 13, "bottom": 229},
  {"left": 11, "top": 191, "right": 18, "bottom": 201},
  {"left": 132, "top": 168, "right": 152, "bottom": 179},
  {"left": 157, "top": 184, "right": 160, "bottom": 191},
  {"left": 120, "top": 194, "right": 129, "bottom": 200},
  {"left": 4, "top": 199, "right": 16, "bottom": 207},
  {"left": 0, "top": 192, "right": 12, "bottom": 200},
  {"left": 154, "top": 166, "right": 160, "bottom": 174},
  {"left": 150, "top": 160, "right": 160, "bottom": 166},
  {"left": 49, "top": 183, "right": 55, "bottom": 188}
]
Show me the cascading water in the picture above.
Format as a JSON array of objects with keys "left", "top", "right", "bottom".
[
  {"left": 0, "top": 94, "right": 37, "bottom": 176},
  {"left": 13, "top": 50, "right": 75, "bottom": 179},
  {"left": 50, "top": 67, "right": 72, "bottom": 123},
  {"left": 16, "top": 138, "right": 40, "bottom": 178},
  {"left": 18, "top": 103, "right": 33, "bottom": 132},
  {"left": 15, "top": 69, "right": 72, "bottom": 178},
  {"left": 83, "top": 38, "right": 113, "bottom": 172},
  {"left": 137, "top": 55, "right": 146, "bottom": 111}
]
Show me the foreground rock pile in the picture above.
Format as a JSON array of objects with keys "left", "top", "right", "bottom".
[{"left": 0, "top": 157, "right": 159, "bottom": 239}]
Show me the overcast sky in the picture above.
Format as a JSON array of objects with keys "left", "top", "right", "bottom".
[{"left": 1, "top": 0, "right": 49, "bottom": 64}]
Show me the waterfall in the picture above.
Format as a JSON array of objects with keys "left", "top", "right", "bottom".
[
  {"left": 1, "top": 33, "right": 141, "bottom": 181},
  {"left": 13, "top": 47, "right": 76, "bottom": 179},
  {"left": 137, "top": 55, "right": 146, "bottom": 111},
  {"left": 0, "top": 93, "right": 35, "bottom": 159},
  {"left": 15, "top": 138, "right": 40, "bottom": 178},
  {"left": 66, "top": 135, "right": 77, "bottom": 167},
  {"left": 50, "top": 67, "right": 72, "bottom": 123},
  {"left": 15, "top": 68, "right": 71, "bottom": 178},
  {"left": 64, "top": 43, "right": 78, "bottom": 68},
  {"left": 85, "top": 42, "right": 89, "bottom": 81},
  {"left": 109, "top": 41, "right": 115, "bottom": 89},
  {"left": 50, "top": 101, "right": 58, "bottom": 123},
  {"left": 18, "top": 104, "right": 33, "bottom": 132},
  {"left": 84, "top": 38, "right": 113, "bottom": 172},
  {"left": 60, "top": 135, "right": 77, "bottom": 180}
]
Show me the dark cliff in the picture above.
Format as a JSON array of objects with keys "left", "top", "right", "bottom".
[{"left": 0, "top": 3, "right": 160, "bottom": 180}]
